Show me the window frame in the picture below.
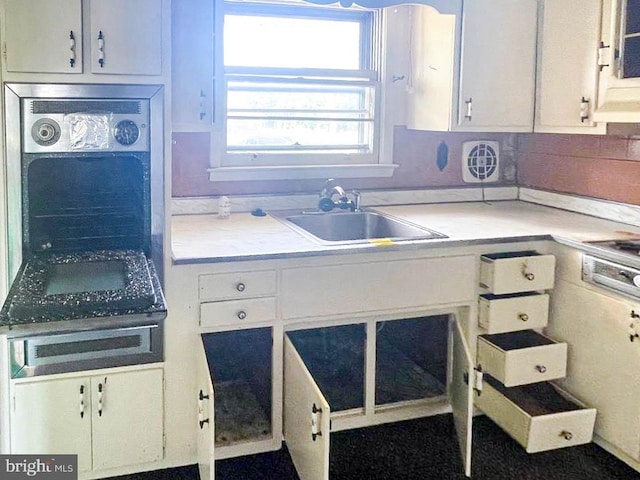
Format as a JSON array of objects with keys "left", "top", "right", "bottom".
[{"left": 209, "top": 0, "right": 404, "bottom": 181}]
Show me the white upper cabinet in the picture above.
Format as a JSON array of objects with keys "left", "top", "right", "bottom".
[
  {"left": 594, "top": 0, "right": 640, "bottom": 122},
  {"left": 535, "top": 0, "right": 606, "bottom": 133},
  {"left": 3, "top": 0, "right": 83, "bottom": 73},
  {"left": 172, "top": 0, "right": 216, "bottom": 128},
  {"left": 407, "top": 0, "right": 538, "bottom": 132},
  {"left": 1, "top": 0, "right": 165, "bottom": 78},
  {"left": 88, "top": 0, "right": 162, "bottom": 75}
]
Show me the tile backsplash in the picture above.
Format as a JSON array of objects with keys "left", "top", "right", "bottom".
[
  {"left": 517, "top": 133, "right": 640, "bottom": 206},
  {"left": 171, "top": 128, "right": 512, "bottom": 197}
]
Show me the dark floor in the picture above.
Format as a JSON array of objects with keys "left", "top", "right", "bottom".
[{"left": 108, "top": 414, "right": 640, "bottom": 479}]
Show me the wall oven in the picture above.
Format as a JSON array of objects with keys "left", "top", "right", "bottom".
[{"left": 0, "top": 84, "right": 166, "bottom": 376}]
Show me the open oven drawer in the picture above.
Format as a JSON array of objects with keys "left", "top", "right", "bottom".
[
  {"left": 476, "top": 375, "right": 596, "bottom": 453},
  {"left": 477, "top": 330, "right": 567, "bottom": 387}
]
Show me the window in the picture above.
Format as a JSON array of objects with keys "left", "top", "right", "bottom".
[{"left": 210, "top": 0, "right": 401, "bottom": 180}]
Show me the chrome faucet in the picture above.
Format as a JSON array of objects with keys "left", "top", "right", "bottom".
[{"left": 318, "top": 179, "right": 360, "bottom": 212}]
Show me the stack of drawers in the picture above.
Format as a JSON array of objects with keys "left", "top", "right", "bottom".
[
  {"left": 475, "top": 251, "right": 596, "bottom": 453},
  {"left": 199, "top": 270, "right": 277, "bottom": 330}
]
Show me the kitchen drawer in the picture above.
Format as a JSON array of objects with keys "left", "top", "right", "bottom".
[
  {"left": 200, "top": 297, "right": 276, "bottom": 328},
  {"left": 480, "top": 251, "right": 555, "bottom": 295},
  {"left": 281, "top": 255, "right": 475, "bottom": 320},
  {"left": 476, "top": 375, "right": 596, "bottom": 453},
  {"left": 199, "top": 270, "right": 276, "bottom": 301},
  {"left": 477, "top": 330, "right": 567, "bottom": 387},
  {"left": 479, "top": 292, "right": 550, "bottom": 334}
]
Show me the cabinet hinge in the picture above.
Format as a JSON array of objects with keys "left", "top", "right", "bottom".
[
  {"left": 580, "top": 97, "right": 590, "bottom": 123},
  {"left": 311, "top": 403, "right": 323, "bottom": 441},
  {"left": 464, "top": 365, "right": 484, "bottom": 396},
  {"left": 163, "top": 433, "right": 166, "bottom": 453},
  {"left": 2, "top": 43, "right": 7, "bottom": 63}
]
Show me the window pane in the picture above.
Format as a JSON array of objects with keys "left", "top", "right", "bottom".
[
  {"left": 227, "top": 119, "right": 373, "bottom": 152},
  {"left": 224, "top": 14, "right": 362, "bottom": 69},
  {"left": 227, "top": 80, "right": 374, "bottom": 151}
]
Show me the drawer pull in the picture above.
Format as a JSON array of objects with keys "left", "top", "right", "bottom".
[
  {"left": 237, "top": 310, "right": 247, "bottom": 320},
  {"left": 236, "top": 282, "right": 246, "bottom": 292},
  {"left": 521, "top": 265, "right": 535, "bottom": 281},
  {"left": 535, "top": 365, "right": 547, "bottom": 373},
  {"left": 560, "top": 430, "right": 573, "bottom": 441},
  {"left": 518, "top": 313, "right": 529, "bottom": 322}
]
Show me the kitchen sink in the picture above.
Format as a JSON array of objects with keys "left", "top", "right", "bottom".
[{"left": 270, "top": 209, "right": 447, "bottom": 244}]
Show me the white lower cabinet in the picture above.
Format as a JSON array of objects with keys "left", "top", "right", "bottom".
[
  {"left": 197, "top": 327, "right": 282, "bottom": 463},
  {"left": 547, "top": 279, "right": 640, "bottom": 462},
  {"left": 283, "top": 315, "right": 475, "bottom": 479},
  {"left": 10, "top": 367, "right": 164, "bottom": 473}
]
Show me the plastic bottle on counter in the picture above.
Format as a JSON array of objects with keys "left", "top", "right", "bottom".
[{"left": 218, "top": 196, "right": 231, "bottom": 219}]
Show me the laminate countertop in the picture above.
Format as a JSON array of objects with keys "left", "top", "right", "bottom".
[{"left": 171, "top": 200, "right": 640, "bottom": 265}]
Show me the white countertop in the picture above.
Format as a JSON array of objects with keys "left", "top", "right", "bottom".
[{"left": 171, "top": 200, "right": 640, "bottom": 264}]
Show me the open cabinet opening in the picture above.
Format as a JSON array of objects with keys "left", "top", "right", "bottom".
[{"left": 202, "top": 328, "right": 273, "bottom": 447}]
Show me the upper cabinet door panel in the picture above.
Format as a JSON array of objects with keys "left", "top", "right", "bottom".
[
  {"left": 4, "top": 0, "right": 83, "bottom": 73},
  {"left": 536, "top": 0, "right": 603, "bottom": 132},
  {"left": 88, "top": 0, "right": 162, "bottom": 75},
  {"left": 457, "top": 0, "right": 538, "bottom": 130}
]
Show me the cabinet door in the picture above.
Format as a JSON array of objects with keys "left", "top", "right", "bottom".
[
  {"left": 91, "top": 369, "right": 164, "bottom": 470},
  {"left": 450, "top": 317, "right": 474, "bottom": 477},
  {"left": 11, "top": 377, "right": 92, "bottom": 472},
  {"left": 283, "top": 336, "right": 330, "bottom": 480},
  {"left": 536, "top": 0, "right": 604, "bottom": 132},
  {"left": 547, "top": 280, "right": 640, "bottom": 461},
  {"left": 197, "top": 337, "right": 215, "bottom": 480},
  {"left": 457, "top": 0, "right": 537, "bottom": 131},
  {"left": 88, "top": 0, "right": 162, "bottom": 75},
  {"left": 3, "top": 0, "right": 82, "bottom": 73},
  {"left": 172, "top": 0, "right": 215, "bottom": 126}
]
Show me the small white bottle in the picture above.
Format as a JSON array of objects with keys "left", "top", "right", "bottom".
[{"left": 218, "top": 196, "right": 231, "bottom": 219}]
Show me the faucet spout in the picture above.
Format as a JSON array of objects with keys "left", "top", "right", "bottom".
[{"left": 318, "top": 179, "right": 359, "bottom": 212}]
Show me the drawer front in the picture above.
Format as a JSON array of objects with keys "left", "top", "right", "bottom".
[
  {"left": 200, "top": 298, "right": 276, "bottom": 328},
  {"left": 199, "top": 270, "right": 276, "bottom": 301},
  {"left": 479, "top": 294, "right": 550, "bottom": 334},
  {"left": 281, "top": 255, "right": 476, "bottom": 320},
  {"left": 480, "top": 254, "right": 556, "bottom": 295},
  {"left": 476, "top": 381, "right": 596, "bottom": 453},
  {"left": 478, "top": 336, "right": 567, "bottom": 387}
]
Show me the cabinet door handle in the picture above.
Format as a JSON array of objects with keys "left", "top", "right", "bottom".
[
  {"left": 199, "top": 90, "right": 207, "bottom": 120},
  {"left": 97, "top": 382, "right": 104, "bottom": 416},
  {"left": 237, "top": 310, "right": 247, "bottom": 320},
  {"left": 198, "top": 389, "right": 209, "bottom": 429},
  {"left": 535, "top": 365, "right": 547, "bottom": 373},
  {"left": 464, "top": 97, "right": 473, "bottom": 121},
  {"left": 97, "top": 30, "right": 105, "bottom": 68},
  {"left": 311, "top": 403, "right": 323, "bottom": 441},
  {"left": 69, "top": 31, "right": 76, "bottom": 68},
  {"left": 518, "top": 313, "right": 529, "bottom": 322},
  {"left": 236, "top": 282, "right": 246, "bottom": 292},
  {"left": 79, "top": 385, "right": 85, "bottom": 419}
]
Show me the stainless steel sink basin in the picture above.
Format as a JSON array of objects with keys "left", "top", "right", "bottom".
[{"left": 271, "top": 209, "right": 447, "bottom": 244}]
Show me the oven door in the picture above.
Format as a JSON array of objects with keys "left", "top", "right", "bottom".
[{"left": 10, "top": 322, "right": 163, "bottom": 378}]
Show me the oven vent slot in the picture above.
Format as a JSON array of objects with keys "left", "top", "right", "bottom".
[
  {"left": 34, "top": 335, "right": 143, "bottom": 359},
  {"left": 30, "top": 100, "right": 142, "bottom": 115}
]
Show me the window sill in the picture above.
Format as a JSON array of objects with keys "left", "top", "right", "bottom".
[{"left": 207, "top": 164, "right": 398, "bottom": 181}]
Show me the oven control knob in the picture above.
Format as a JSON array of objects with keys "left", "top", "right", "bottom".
[
  {"left": 31, "top": 118, "right": 61, "bottom": 146},
  {"left": 114, "top": 119, "right": 140, "bottom": 146}
]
